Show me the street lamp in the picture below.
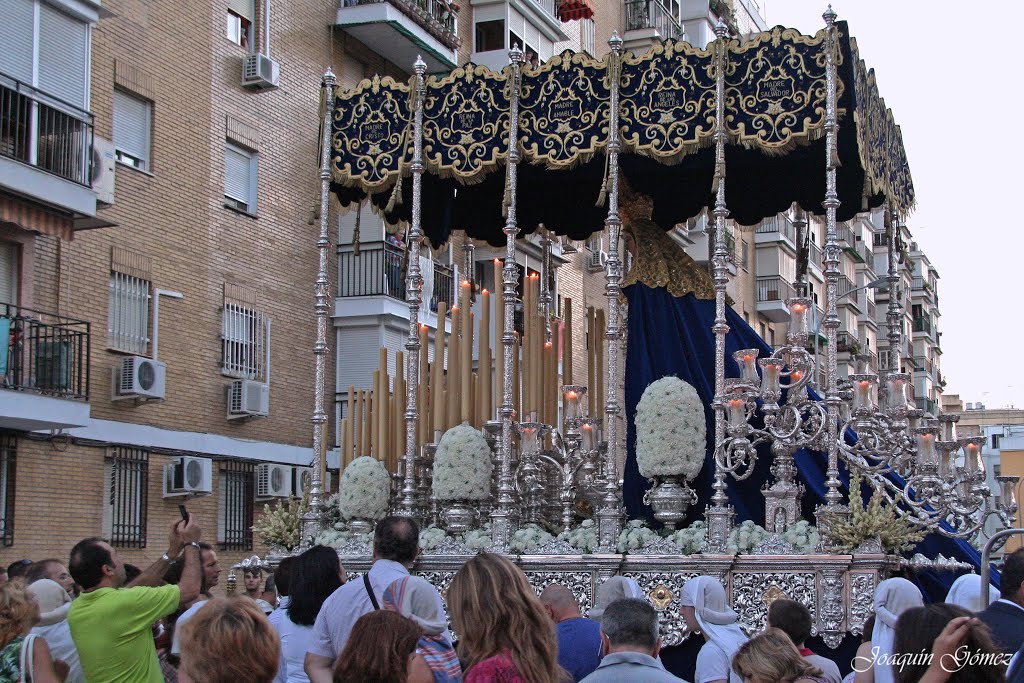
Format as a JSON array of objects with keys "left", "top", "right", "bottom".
[{"left": 811, "top": 277, "right": 889, "bottom": 388}]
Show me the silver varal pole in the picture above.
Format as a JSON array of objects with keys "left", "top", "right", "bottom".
[
  {"left": 595, "top": 32, "right": 625, "bottom": 551},
  {"left": 491, "top": 45, "right": 525, "bottom": 549},
  {"left": 884, "top": 206, "right": 902, "bottom": 373},
  {"left": 301, "top": 68, "right": 338, "bottom": 547},
  {"left": 400, "top": 57, "right": 428, "bottom": 517},
  {"left": 817, "top": 5, "right": 848, "bottom": 523},
  {"left": 706, "top": 20, "right": 734, "bottom": 552}
]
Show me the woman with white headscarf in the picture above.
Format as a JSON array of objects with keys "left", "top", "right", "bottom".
[
  {"left": 680, "top": 576, "right": 748, "bottom": 683},
  {"left": 28, "top": 579, "right": 82, "bottom": 683},
  {"left": 945, "top": 573, "right": 1000, "bottom": 612},
  {"left": 588, "top": 576, "right": 645, "bottom": 619},
  {"left": 383, "top": 575, "right": 462, "bottom": 683},
  {"left": 855, "top": 577, "right": 923, "bottom": 683}
]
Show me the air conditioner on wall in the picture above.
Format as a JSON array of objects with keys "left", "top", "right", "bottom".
[
  {"left": 256, "top": 463, "right": 292, "bottom": 499},
  {"left": 162, "top": 456, "right": 213, "bottom": 498},
  {"left": 112, "top": 356, "right": 166, "bottom": 400},
  {"left": 587, "top": 249, "right": 608, "bottom": 272},
  {"left": 227, "top": 379, "right": 269, "bottom": 419},
  {"left": 242, "top": 53, "right": 280, "bottom": 90}
]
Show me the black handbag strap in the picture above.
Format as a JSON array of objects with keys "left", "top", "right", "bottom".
[{"left": 363, "top": 573, "right": 380, "bottom": 610}]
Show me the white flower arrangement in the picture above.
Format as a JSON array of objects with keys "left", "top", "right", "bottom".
[
  {"left": 419, "top": 525, "right": 449, "bottom": 551},
  {"left": 617, "top": 519, "right": 660, "bottom": 554},
  {"left": 433, "top": 423, "right": 494, "bottom": 501},
  {"left": 464, "top": 525, "right": 494, "bottom": 551},
  {"left": 315, "top": 525, "right": 354, "bottom": 549},
  {"left": 557, "top": 519, "right": 599, "bottom": 553},
  {"left": 783, "top": 521, "right": 821, "bottom": 553},
  {"left": 634, "top": 376, "right": 707, "bottom": 480},
  {"left": 668, "top": 521, "right": 708, "bottom": 555},
  {"left": 252, "top": 496, "right": 307, "bottom": 551},
  {"left": 338, "top": 456, "right": 392, "bottom": 521},
  {"left": 509, "top": 524, "right": 553, "bottom": 554},
  {"left": 728, "top": 520, "right": 768, "bottom": 554}
]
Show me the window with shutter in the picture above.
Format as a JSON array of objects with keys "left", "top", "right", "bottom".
[
  {"left": 0, "top": 0, "right": 34, "bottom": 84},
  {"left": 113, "top": 89, "right": 152, "bottom": 170},
  {"left": 0, "top": 242, "right": 18, "bottom": 306},
  {"left": 37, "top": 2, "right": 89, "bottom": 109},
  {"left": 226, "top": 0, "right": 255, "bottom": 48},
  {"left": 225, "top": 143, "right": 257, "bottom": 213}
]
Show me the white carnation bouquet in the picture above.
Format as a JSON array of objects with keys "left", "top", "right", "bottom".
[
  {"left": 617, "top": 519, "right": 660, "bottom": 553},
  {"left": 783, "top": 521, "right": 821, "bottom": 552},
  {"left": 419, "top": 525, "right": 449, "bottom": 551},
  {"left": 557, "top": 519, "right": 599, "bottom": 553},
  {"left": 728, "top": 520, "right": 768, "bottom": 554},
  {"left": 433, "top": 423, "right": 494, "bottom": 501},
  {"left": 668, "top": 520, "right": 708, "bottom": 555},
  {"left": 464, "top": 524, "right": 494, "bottom": 551},
  {"left": 509, "top": 524, "right": 553, "bottom": 554},
  {"left": 315, "top": 525, "right": 354, "bottom": 548},
  {"left": 634, "top": 377, "right": 707, "bottom": 480},
  {"left": 338, "top": 456, "right": 392, "bottom": 521}
]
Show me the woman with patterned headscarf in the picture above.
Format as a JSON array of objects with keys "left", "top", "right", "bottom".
[
  {"left": 680, "top": 576, "right": 748, "bottom": 683},
  {"left": 383, "top": 576, "right": 462, "bottom": 683}
]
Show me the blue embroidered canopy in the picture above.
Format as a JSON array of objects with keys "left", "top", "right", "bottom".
[{"left": 330, "top": 21, "right": 913, "bottom": 246}]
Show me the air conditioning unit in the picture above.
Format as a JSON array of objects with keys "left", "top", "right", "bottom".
[
  {"left": 242, "top": 53, "right": 280, "bottom": 90},
  {"left": 587, "top": 249, "right": 608, "bottom": 272},
  {"left": 163, "top": 456, "right": 213, "bottom": 498},
  {"left": 256, "top": 463, "right": 292, "bottom": 499},
  {"left": 113, "top": 356, "right": 166, "bottom": 400},
  {"left": 292, "top": 467, "right": 332, "bottom": 497},
  {"left": 227, "top": 379, "right": 269, "bottom": 419},
  {"left": 92, "top": 136, "right": 116, "bottom": 205}
]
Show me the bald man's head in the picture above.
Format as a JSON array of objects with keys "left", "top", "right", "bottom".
[{"left": 540, "top": 583, "right": 583, "bottom": 622}]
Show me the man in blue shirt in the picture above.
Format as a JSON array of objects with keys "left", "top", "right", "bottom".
[
  {"left": 581, "top": 598, "right": 688, "bottom": 683},
  {"left": 541, "top": 583, "right": 602, "bottom": 681}
]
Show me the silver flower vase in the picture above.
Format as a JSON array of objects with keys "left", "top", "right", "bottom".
[
  {"left": 441, "top": 500, "right": 478, "bottom": 535},
  {"left": 348, "top": 517, "right": 374, "bottom": 536},
  {"left": 643, "top": 476, "right": 696, "bottom": 531}
]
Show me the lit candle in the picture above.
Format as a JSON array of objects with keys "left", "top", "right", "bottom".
[
  {"left": 727, "top": 397, "right": 747, "bottom": 428},
  {"left": 915, "top": 428, "right": 938, "bottom": 467},
  {"left": 852, "top": 375, "right": 875, "bottom": 411},
  {"left": 480, "top": 289, "right": 491, "bottom": 423},
  {"left": 759, "top": 358, "right": 782, "bottom": 396},
  {"left": 963, "top": 438, "right": 985, "bottom": 475},
  {"left": 790, "top": 370, "right": 803, "bottom": 384},
  {"left": 787, "top": 298, "right": 810, "bottom": 339},
  {"left": 998, "top": 476, "right": 1019, "bottom": 510},
  {"left": 580, "top": 419, "right": 596, "bottom": 451},
  {"left": 562, "top": 387, "right": 584, "bottom": 422},
  {"left": 885, "top": 373, "right": 908, "bottom": 412},
  {"left": 563, "top": 298, "right": 573, "bottom": 385},
  {"left": 733, "top": 348, "right": 760, "bottom": 384}
]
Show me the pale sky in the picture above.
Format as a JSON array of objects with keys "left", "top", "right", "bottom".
[{"left": 762, "top": 1, "right": 1024, "bottom": 409}]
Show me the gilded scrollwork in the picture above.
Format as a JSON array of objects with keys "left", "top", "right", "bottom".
[
  {"left": 518, "top": 51, "right": 609, "bottom": 168},
  {"left": 849, "top": 573, "right": 875, "bottom": 636},
  {"left": 725, "top": 26, "right": 838, "bottom": 151},
  {"left": 331, "top": 76, "right": 411, "bottom": 189},
  {"left": 819, "top": 569, "right": 845, "bottom": 649},
  {"left": 618, "top": 40, "right": 715, "bottom": 162},
  {"left": 623, "top": 571, "right": 699, "bottom": 647},
  {"left": 524, "top": 570, "right": 594, "bottom": 614},
  {"left": 422, "top": 65, "right": 510, "bottom": 181},
  {"left": 732, "top": 572, "right": 815, "bottom": 632}
]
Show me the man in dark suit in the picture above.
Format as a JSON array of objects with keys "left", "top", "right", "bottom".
[{"left": 979, "top": 548, "right": 1024, "bottom": 654}]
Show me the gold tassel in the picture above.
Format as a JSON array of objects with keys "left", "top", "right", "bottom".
[
  {"left": 385, "top": 175, "right": 403, "bottom": 213},
  {"left": 595, "top": 152, "right": 610, "bottom": 207},
  {"left": 353, "top": 203, "right": 361, "bottom": 256}
]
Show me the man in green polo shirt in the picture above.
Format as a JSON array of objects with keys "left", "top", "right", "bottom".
[{"left": 68, "top": 516, "right": 203, "bottom": 683}]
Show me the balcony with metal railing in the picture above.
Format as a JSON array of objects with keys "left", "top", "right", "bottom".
[
  {"left": 809, "top": 242, "right": 823, "bottom": 272},
  {"left": 623, "top": 0, "right": 682, "bottom": 49},
  {"left": 335, "top": 0, "right": 460, "bottom": 72},
  {"left": 0, "top": 302, "right": 92, "bottom": 431},
  {"left": 916, "top": 396, "right": 939, "bottom": 416},
  {"left": 337, "top": 241, "right": 455, "bottom": 312},
  {"left": 755, "top": 216, "right": 797, "bottom": 249},
  {"left": 837, "top": 274, "right": 862, "bottom": 311},
  {"left": 0, "top": 72, "right": 97, "bottom": 218},
  {"left": 755, "top": 276, "right": 796, "bottom": 323}
]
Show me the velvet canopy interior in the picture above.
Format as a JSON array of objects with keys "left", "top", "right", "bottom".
[{"left": 328, "top": 20, "right": 913, "bottom": 246}]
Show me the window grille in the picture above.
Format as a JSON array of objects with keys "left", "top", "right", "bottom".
[
  {"left": 218, "top": 460, "right": 254, "bottom": 551},
  {"left": 103, "top": 447, "right": 149, "bottom": 548},
  {"left": 0, "top": 434, "right": 16, "bottom": 547},
  {"left": 221, "top": 301, "right": 268, "bottom": 382},
  {"left": 108, "top": 271, "right": 151, "bottom": 355}
]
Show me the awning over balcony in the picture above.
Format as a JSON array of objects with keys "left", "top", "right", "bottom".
[
  {"left": 0, "top": 195, "right": 73, "bottom": 240},
  {"left": 557, "top": 0, "right": 593, "bottom": 21}
]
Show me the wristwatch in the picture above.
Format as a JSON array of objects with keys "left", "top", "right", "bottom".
[
  {"left": 161, "top": 552, "right": 177, "bottom": 564},
  {"left": 186, "top": 541, "right": 202, "bottom": 550}
]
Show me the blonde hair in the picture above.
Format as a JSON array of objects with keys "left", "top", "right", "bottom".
[
  {"left": 178, "top": 597, "right": 279, "bottom": 683},
  {"left": 732, "top": 628, "right": 823, "bottom": 683},
  {"left": 0, "top": 582, "right": 39, "bottom": 649},
  {"left": 448, "top": 553, "right": 565, "bottom": 683}
]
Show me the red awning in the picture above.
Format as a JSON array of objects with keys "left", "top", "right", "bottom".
[
  {"left": 557, "top": 0, "right": 593, "bottom": 22},
  {"left": 0, "top": 195, "right": 74, "bottom": 241}
]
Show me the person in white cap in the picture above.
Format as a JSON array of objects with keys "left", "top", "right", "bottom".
[
  {"left": 28, "top": 578, "right": 82, "bottom": 683},
  {"left": 946, "top": 573, "right": 1000, "bottom": 613},
  {"left": 680, "top": 576, "right": 748, "bottom": 683}
]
